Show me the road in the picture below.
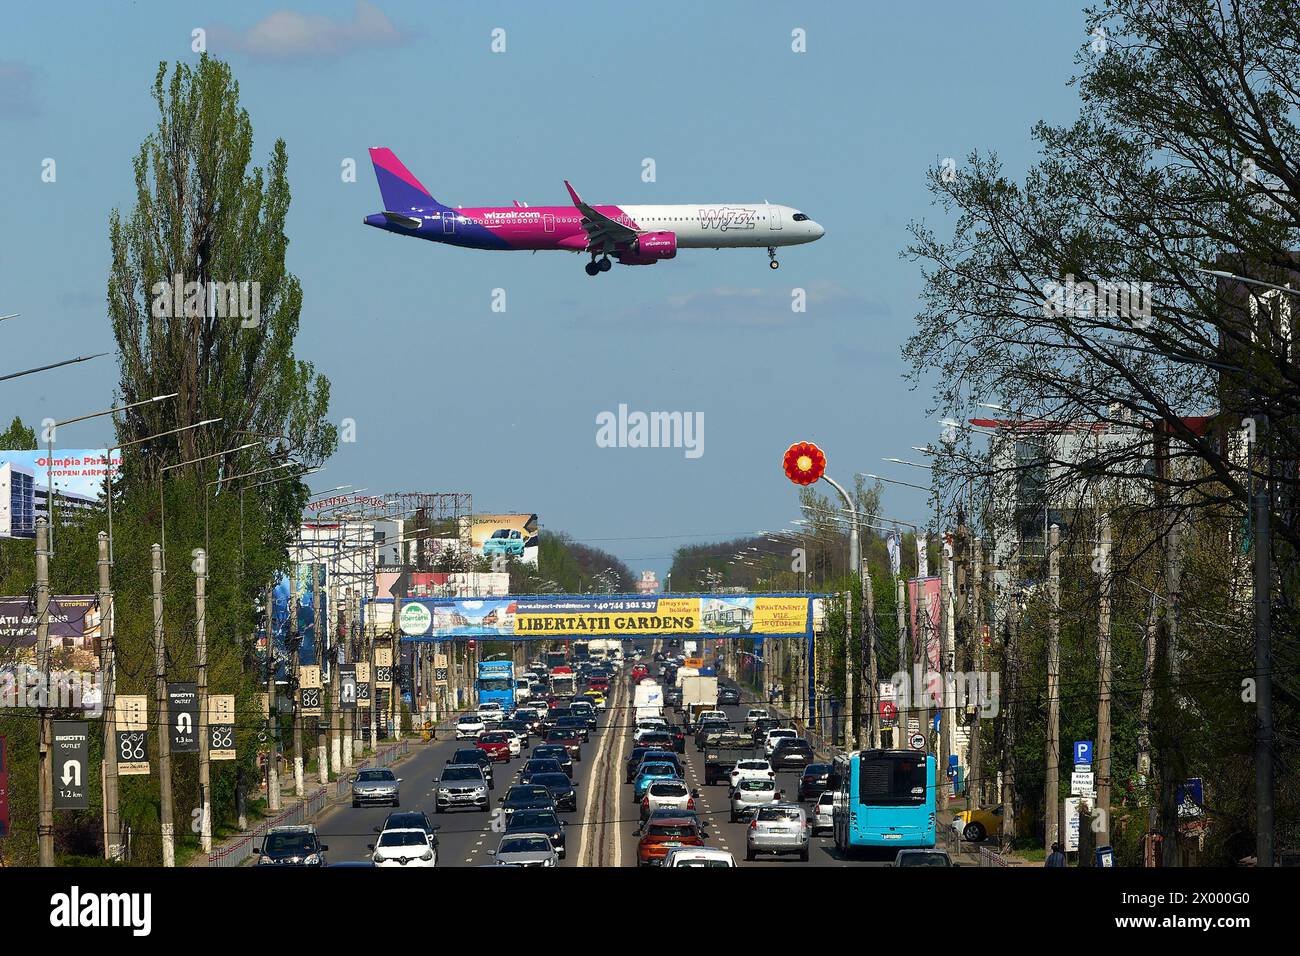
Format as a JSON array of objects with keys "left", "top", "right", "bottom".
[{"left": 312, "top": 667, "right": 896, "bottom": 867}]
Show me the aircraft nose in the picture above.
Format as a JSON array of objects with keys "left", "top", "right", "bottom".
[{"left": 812, "top": 221, "right": 826, "bottom": 239}]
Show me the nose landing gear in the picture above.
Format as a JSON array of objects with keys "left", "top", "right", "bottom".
[
  {"left": 585, "top": 255, "right": 613, "bottom": 276},
  {"left": 767, "top": 246, "right": 780, "bottom": 270}
]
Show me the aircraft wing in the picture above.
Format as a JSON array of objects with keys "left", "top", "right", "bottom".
[{"left": 564, "top": 180, "right": 639, "bottom": 250}]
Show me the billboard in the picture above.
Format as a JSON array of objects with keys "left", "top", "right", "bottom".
[
  {"left": 0, "top": 595, "right": 101, "bottom": 667},
  {"left": 465, "top": 513, "right": 540, "bottom": 567},
  {"left": 0, "top": 450, "right": 121, "bottom": 539},
  {"left": 907, "top": 576, "right": 942, "bottom": 674},
  {"left": 383, "top": 593, "right": 815, "bottom": 640}
]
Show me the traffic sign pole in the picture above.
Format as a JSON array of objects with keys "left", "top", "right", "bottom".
[
  {"left": 195, "top": 548, "right": 212, "bottom": 854},
  {"left": 152, "top": 543, "right": 176, "bottom": 867},
  {"left": 35, "top": 520, "right": 53, "bottom": 867}
]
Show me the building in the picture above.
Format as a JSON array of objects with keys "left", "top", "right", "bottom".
[{"left": 636, "top": 570, "right": 659, "bottom": 594}]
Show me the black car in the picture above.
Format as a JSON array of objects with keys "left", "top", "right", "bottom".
[
  {"left": 499, "top": 719, "right": 533, "bottom": 747},
  {"left": 695, "top": 721, "right": 730, "bottom": 751},
  {"left": 514, "top": 708, "right": 544, "bottom": 735},
  {"left": 505, "top": 808, "right": 568, "bottom": 858},
  {"left": 718, "top": 684, "right": 741, "bottom": 706},
  {"left": 625, "top": 746, "right": 656, "bottom": 783},
  {"left": 254, "top": 826, "right": 328, "bottom": 866},
  {"left": 555, "top": 715, "right": 591, "bottom": 743},
  {"left": 797, "top": 763, "right": 832, "bottom": 801},
  {"left": 531, "top": 744, "right": 574, "bottom": 777},
  {"left": 501, "top": 784, "right": 555, "bottom": 820},
  {"left": 568, "top": 701, "right": 598, "bottom": 731},
  {"left": 377, "top": 810, "right": 440, "bottom": 845},
  {"left": 770, "top": 738, "right": 816, "bottom": 772},
  {"left": 518, "top": 757, "right": 566, "bottom": 785},
  {"left": 450, "top": 748, "right": 495, "bottom": 789},
  {"left": 750, "top": 717, "right": 781, "bottom": 743},
  {"left": 665, "top": 725, "right": 688, "bottom": 754},
  {"left": 531, "top": 771, "right": 578, "bottom": 811},
  {"left": 665, "top": 686, "right": 683, "bottom": 709},
  {"left": 637, "top": 730, "right": 675, "bottom": 753}
]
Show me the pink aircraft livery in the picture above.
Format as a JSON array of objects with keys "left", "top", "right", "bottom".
[{"left": 363, "top": 147, "right": 824, "bottom": 275}]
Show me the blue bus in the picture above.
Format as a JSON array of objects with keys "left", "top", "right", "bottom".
[
  {"left": 476, "top": 660, "right": 515, "bottom": 713},
  {"left": 830, "top": 750, "right": 936, "bottom": 852}
]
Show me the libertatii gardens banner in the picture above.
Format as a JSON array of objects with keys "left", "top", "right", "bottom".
[{"left": 377, "top": 594, "right": 817, "bottom": 641}]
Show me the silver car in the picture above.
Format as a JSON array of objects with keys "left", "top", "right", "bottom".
[
  {"left": 746, "top": 803, "right": 810, "bottom": 861},
  {"left": 351, "top": 767, "right": 401, "bottom": 808},
  {"left": 435, "top": 764, "right": 491, "bottom": 813},
  {"left": 488, "top": 832, "right": 558, "bottom": 867},
  {"left": 729, "top": 777, "right": 779, "bottom": 822},
  {"left": 812, "top": 791, "right": 834, "bottom": 835}
]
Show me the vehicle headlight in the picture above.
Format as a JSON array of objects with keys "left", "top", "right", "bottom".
[
  {"left": 373, "top": 852, "right": 383, "bottom": 863},
  {"left": 257, "top": 855, "right": 274, "bottom": 865},
  {"left": 304, "top": 854, "right": 321, "bottom": 865},
  {"left": 545, "top": 857, "right": 556, "bottom": 867},
  {"left": 421, "top": 850, "right": 434, "bottom": 861}
]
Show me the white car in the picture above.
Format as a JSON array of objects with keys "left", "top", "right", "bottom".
[
  {"left": 764, "top": 728, "right": 799, "bottom": 757},
  {"left": 745, "top": 708, "right": 770, "bottom": 730},
  {"left": 477, "top": 702, "right": 506, "bottom": 724},
  {"left": 455, "top": 714, "right": 486, "bottom": 739},
  {"left": 497, "top": 728, "right": 525, "bottom": 756},
  {"left": 371, "top": 827, "right": 437, "bottom": 867},
  {"left": 697, "top": 710, "right": 728, "bottom": 725},
  {"left": 640, "top": 779, "right": 695, "bottom": 820},
  {"left": 664, "top": 846, "right": 736, "bottom": 867},
  {"left": 729, "top": 758, "right": 775, "bottom": 789},
  {"left": 514, "top": 679, "right": 532, "bottom": 701},
  {"left": 812, "top": 791, "right": 834, "bottom": 836}
]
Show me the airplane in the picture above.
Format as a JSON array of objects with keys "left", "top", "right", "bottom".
[{"left": 362, "top": 147, "right": 824, "bottom": 275}]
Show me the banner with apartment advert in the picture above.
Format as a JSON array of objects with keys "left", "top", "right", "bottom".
[
  {"left": 382, "top": 593, "right": 815, "bottom": 640},
  {"left": 464, "top": 513, "right": 540, "bottom": 566},
  {"left": 0, "top": 450, "right": 121, "bottom": 539},
  {"left": 0, "top": 594, "right": 101, "bottom": 667}
]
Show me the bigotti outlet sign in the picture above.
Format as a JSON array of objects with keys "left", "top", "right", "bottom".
[
  {"left": 399, "top": 602, "right": 432, "bottom": 636},
  {"left": 388, "top": 594, "right": 816, "bottom": 640}
]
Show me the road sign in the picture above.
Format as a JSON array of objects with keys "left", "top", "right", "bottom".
[
  {"left": 1064, "top": 797, "right": 1087, "bottom": 852},
  {"left": 1177, "top": 778, "right": 1205, "bottom": 818},
  {"left": 375, "top": 647, "right": 393, "bottom": 668},
  {"left": 168, "top": 682, "right": 199, "bottom": 753},
  {"left": 879, "top": 700, "right": 897, "bottom": 726},
  {"left": 53, "top": 721, "right": 90, "bottom": 810},
  {"left": 300, "top": 665, "right": 321, "bottom": 689},
  {"left": 1073, "top": 740, "right": 1093, "bottom": 767},
  {"left": 907, "top": 716, "right": 921, "bottom": 734},
  {"left": 909, "top": 732, "right": 925, "bottom": 751},
  {"left": 210, "top": 694, "right": 236, "bottom": 760},
  {"left": 340, "top": 665, "right": 357, "bottom": 711},
  {"left": 1071, "top": 769, "right": 1096, "bottom": 797},
  {"left": 376, "top": 666, "right": 393, "bottom": 685},
  {"left": 300, "top": 686, "right": 322, "bottom": 717},
  {"left": 116, "top": 694, "right": 151, "bottom": 775},
  {"left": 434, "top": 668, "right": 448, "bottom": 684}
]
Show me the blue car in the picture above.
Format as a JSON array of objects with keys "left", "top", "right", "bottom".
[
  {"left": 633, "top": 761, "right": 682, "bottom": 801},
  {"left": 482, "top": 528, "right": 527, "bottom": 557}
]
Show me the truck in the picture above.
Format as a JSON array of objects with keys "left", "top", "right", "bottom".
[
  {"left": 549, "top": 665, "right": 577, "bottom": 699},
  {"left": 588, "top": 638, "right": 623, "bottom": 664},
  {"left": 680, "top": 674, "right": 719, "bottom": 731},
  {"left": 633, "top": 679, "right": 664, "bottom": 722},
  {"left": 476, "top": 659, "right": 515, "bottom": 714},
  {"left": 572, "top": 640, "right": 591, "bottom": 662},
  {"left": 544, "top": 650, "right": 567, "bottom": 672},
  {"left": 704, "top": 731, "right": 754, "bottom": 786}
]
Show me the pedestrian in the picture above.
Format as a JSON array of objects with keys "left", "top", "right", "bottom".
[{"left": 1045, "top": 841, "right": 1067, "bottom": 867}]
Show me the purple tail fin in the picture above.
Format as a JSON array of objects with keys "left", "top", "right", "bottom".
[{"left": 369, "top": 147, "right": 444, "bottom": 211}]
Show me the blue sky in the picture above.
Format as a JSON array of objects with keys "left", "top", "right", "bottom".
[{"left": 0, "top": 1, "right": 1087, "bottom": 578}]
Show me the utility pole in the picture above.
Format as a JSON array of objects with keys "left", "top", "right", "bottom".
[
  {"left": 265, "top": 581, "right": 281, "bottom": 812},
  {"left": 999, "top": 564, "right": 1019, "bottom": 849},
  {"left": 1096, "top": 514, "right": 1113, "bottom": 847},
  {"left": 938, "top": 546, "right": 952, "bottom": 805},
  {"left": 315, "top": 564, "right": 327, "bottom": 785},
  {"left": 331, "top": 578, "right": 343, "bottom": 775},
  {"left": 35, "top": 519, "right": 54, "bottom": 867},
  {"left": 968, "top": 538, "right": 984, "bottom": 812},
  {"left": 1252, "top": 421, "right": 1275, "bottom": 866},
  {"left": 843, "top": 589, "right": 854, "bottom": 750},
  {"left": 896, "top": 576, "right": 907, "bottom": 751},
  {"left": 152, "top": 543, "right": 175, "bottom": 867},
  {"left": 342, "top": 588, "right": 354, "bottom": 768},
  {"left": 290, "top": 568, "right": 304, "bottom": 798},
  {"left": 368, "top": 625, "right": 378, "bottom": 752},
  {"left": 98, "top": 531, "right": 122, "bottom": 861},
  {"left": 1045, "top": 523, "right": 1061, "bottom": 854},
  {"left": 194, "top": 548, "right": 212, "bottom": 854},
  {"left": 953, "top": 521, "right": 968, "bottom": 804}
]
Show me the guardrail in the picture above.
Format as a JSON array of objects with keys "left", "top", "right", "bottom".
[
  {"left": 205, "top": 736, "right": 418, "bottom": 867},
  {"left": 979, "top": 845, "right": 1010, "bottom": 867}
]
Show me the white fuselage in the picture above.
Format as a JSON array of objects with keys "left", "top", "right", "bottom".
[{"left": 617, "top": 204, "right": 823, "bottom": 248}]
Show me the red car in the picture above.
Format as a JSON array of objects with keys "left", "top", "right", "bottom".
[
  {"left": 630, "top": 663, "right": 649, "bottom": 684},
  {"left": 636, "top": 814, "right": 706, "bottom": 866},
  {"left": 544, "top": 728, "right": 583, "bottom": 760},
  {"left": 475, "top": 732, "right": 513, "bottom": 763},
  {"left": 587, "top": 676, "right": 610, "bottom": 693}
]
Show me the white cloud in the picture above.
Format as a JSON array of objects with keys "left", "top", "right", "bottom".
[{"left": 211, "top": 1, "right": 409, "bottom": 61}]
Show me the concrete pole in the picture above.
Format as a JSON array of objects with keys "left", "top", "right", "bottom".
[
  {"left": 290, "top": 569, "right": 304, "bottom": 798},
  {"left": 35, "top": 519, "right": 53, "bottom": 867},
  {"left": 1000, "top": 559, "right": 1020, "bottom": 848},
  {"left": 194, "top": 548, "right": 212, "bottom": 854},
  {"left": 843, "top": 589, "right": 854, "bottom": 750},
  {"left": 98, "top": 531, "right": 122, "bottom": 861},
  {"left": 342, "top": 588, "right": 354, "bottom": 769},
  {"left": 1045, "top": 523, "right": 1061, "bottom": 853},
  {"left": 152, "top": 543, "right": 175, "bottom": 867},
  {"left": 968, "top": 539, "right": 984, "bottom": 811},
  {"left": 265, "top": 582, "right": 281, "bottom": 812},
  {"left": 331, "top": 578, "right": 343, "bottom": 774},
  {"left": 863, "top": 563, "right": 879, "bottom": 749},
  {"left": 896, "top": 576, "right": 908, "bottom": 751},
  {"left": 368, "top": 627, "right": 378, "bottom": 751},
  {"left": 1096, "top": 514, "right": 1113, "bottom": 846},
  {"left": 939, "top": 550, "right": 952, "bottom": 805},
  {"left": 315, "top": 565, "right": 327, "bottom": 784}
]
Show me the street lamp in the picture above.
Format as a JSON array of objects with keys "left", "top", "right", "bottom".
[
  {"left": 46, "top": 392, "right": 179, "bottom": 554},
  {"left": 158, "top": 442, "right": 262, "bottom": 571}
]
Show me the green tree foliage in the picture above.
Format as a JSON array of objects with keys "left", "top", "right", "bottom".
[{"left": 0, "top": 415, "right": 36, "bottom": 450}]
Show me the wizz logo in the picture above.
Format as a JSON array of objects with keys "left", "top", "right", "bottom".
[{"left": 699, "top": 206, "right": 756, "bottom": 231}]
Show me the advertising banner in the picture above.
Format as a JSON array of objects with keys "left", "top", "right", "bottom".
[
  {"left": 0, "top": 450, "right": 121, "bottom": 539},
  {"left": 385, "top": 594, "right": 816, "bottom": 640},
  {"left": 466, "top": 513, "right": 540, "bottom": 567},
  {"left": 115, "top": 694, "right": 151, "bottom": 775},
  {"left": 907, "top": 577, "right": 942, "bottom": 674},
  {"left": 0, "top": 595, "right": 101, "bottom": 666}
]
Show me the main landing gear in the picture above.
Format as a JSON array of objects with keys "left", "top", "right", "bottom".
[
  {"left": 767, "top": 246, "right": 780, "bottom": 269},
  {"left": 585, "top": 255, "right": 613, "bottom": 276}
]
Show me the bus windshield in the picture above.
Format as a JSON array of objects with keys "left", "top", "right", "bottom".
[
  {"left": 859, "top": 754, "right": 928, "bottom": 806},
  {"left": 477, "top": 678, "right": 512, "bottom": 691}
]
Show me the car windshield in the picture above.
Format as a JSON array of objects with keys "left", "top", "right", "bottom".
[
  {"left": 378, "top": 830, "right": 428, "bottom": 847},
  {"left": 757, "top": 807, "right": 803, "bottom": 823},
  {"left": 263, "top": 832, "right": 317, "bottom": 854},
  {"left": 500, "top": 837, "right": 551, "bottom": 853},
  {"left": 640, "top": 763, "right": 676, "bottom": 777},
  {"left": 442, "top": 766, "right": 483, "bottom": 782},
  {"left": 479, "top": 733, "right": 508, "bottom": 743},
  {"left": 740, "top": 779, "right": 775, "bottom": 792},
  {"left": 385, "top": 813, "right": 426, "bottom": 829},
  {"left": 650, "top": 782, "right": 688, "bottom": 797},
  {"left": 507, "top": 786, "right": 550, "bottom": 801},
  {"left": 516, "top": 710, "right": 539, "bottom": 721},
  {"left": 509, "top": 811, "right": 559, "bottom": 830},
  {"left": 355, "top": 770, "right": 394, "bottom": 782},
  {"left": 647, "top": 824, "right": 696, "bottom": 838},
  {"left": 452, "top": 751, "right": 485, "bottom": 763},
  {"left": 533, "top": 774, "right": 570, "bottom": 788},
  {"left": 898, "top": 852, "right": 951, "bottom": 867},
  {"left": 736, "top": 761, "right": 768, "bottom": 770},
  {"left": 525, "top": 760, "right": 561, "bottom": 774},
  {"left": 806, "top": 764, "right": 831, "bottom": 774},
  {"left": 676, "top": 859, "right": 731, "bottom": 867},
  {"left": 818, "top": 793, "right": 835, "bottom": 806},
  {"left": 458, "top": 714, "right": 480, "bottom": 722}
]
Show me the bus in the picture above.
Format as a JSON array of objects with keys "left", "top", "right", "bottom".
[
  {"left": 830, "top": 750, "right": 936, "bottom": 852},
  {"left": 544, "top": 650, "right": 567, "bottom": 672},
  {"left": 476, "top": 660, "right": 515, "bottom": 714}
]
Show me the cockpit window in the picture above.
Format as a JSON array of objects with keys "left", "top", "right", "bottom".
[{"left": 792, "top": 213, "right": 810, "bottom": 222}]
